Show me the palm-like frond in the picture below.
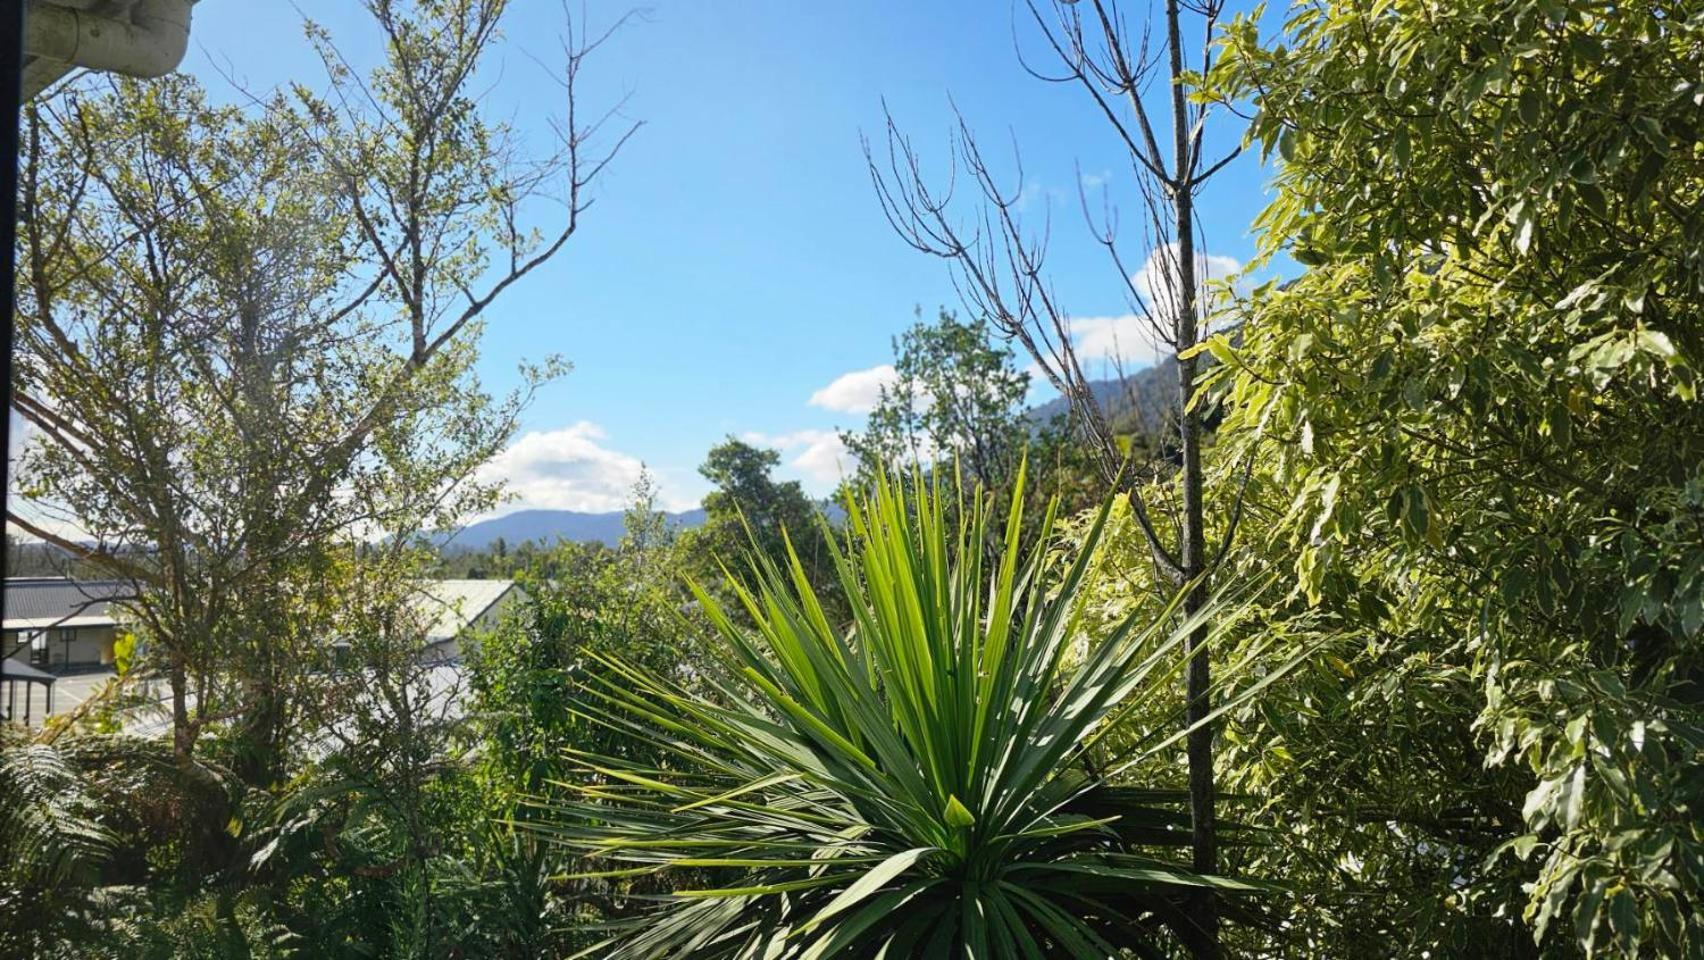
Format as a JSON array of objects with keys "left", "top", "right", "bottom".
[
  {"left": 1, "top": 730, "right": 242, "bottom": 888},
  {"left": 529, "top": 464, "right": 1268, "bottom": 957},
  {"left": 0, "top": 734, "right": 117, "bottom": 889}
]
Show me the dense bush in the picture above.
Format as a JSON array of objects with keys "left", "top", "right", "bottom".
[{"left": 1178, "top": 1, "right": 1704, "bottom": 954}]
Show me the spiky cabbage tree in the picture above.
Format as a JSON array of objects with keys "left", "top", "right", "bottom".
[{"left": 530, "top": 467, "right": 1272, "bottom": 957}]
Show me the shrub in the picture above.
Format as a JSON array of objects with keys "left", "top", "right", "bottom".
[{"left": 530, "top": 467, "right": 1264, "bottom": 957}]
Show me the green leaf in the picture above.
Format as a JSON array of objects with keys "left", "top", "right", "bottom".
[
  {"left": 1562, "top": 765, "right": 1586, "bottom": 830},
  {"left": 1402, "top": 486, "right": 1430, "bottom": 541},
  {"left": 801, "top": 848, "right": 936, "bottom": 933},
  {"left": 944, "top": 795, "right": 976, "bottom": 830},
  {"left": 1609, "top": 888, "right": 1641, "bottom": 950},
  {"left": 1518, "top": 88, "right": 1541, "bottom": 123}
]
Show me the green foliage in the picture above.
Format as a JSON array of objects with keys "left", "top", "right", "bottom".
[
  {"left": 684, "top": 437, "right": 839, "bottom": 604},
  {"left": 470, "top": 473, "right": 709, "bottom": 805},
  {"left": 14, "top": 0, "right": 586, "bottom": 776},
  {"left": 0, "top": 734, "right": 115, "bottom": 895},
  {"left": 528, "top": 467, "right": 1268, "bottom": 957},
  {"left": 0, "top": 731, "right": 244, "bottom": 958},
  {"left": 9, "top": 0, "right": 631, "bottom": 956},
  {"left": 1194, "top": 1, "right": 1704, "bottom": 955},
  {"left": 843, "top": 308, "right": 1030, "bottom": 488},
  {"left": 841, "top": 307, "right": 1105, "bottom": 537},
  {"left": 456, "top": 474, "right": 717, "bottom": 952}
]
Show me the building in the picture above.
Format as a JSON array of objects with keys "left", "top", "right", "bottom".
[
  {"left": 1, "top": 577, "right": 522, "bottom": 729},
  {"left": 413, "top": 579, "right": 522, "bottom": 662},
  {"left": 2, "top": 576, "right": 521, "bottom": 672},
  {"left": 2, "top": 577, "right": 130, "bottom": 671}
]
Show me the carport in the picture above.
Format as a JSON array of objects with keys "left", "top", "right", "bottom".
[{"left": 2, "top": 656, "right": 56, "bottom": 724}]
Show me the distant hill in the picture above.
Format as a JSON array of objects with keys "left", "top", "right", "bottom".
[
  {"left": 442, "top": 508, "right": 708, "bottom": 553},
  {"left": 1026, "top": 358, "right": 1177, "bottom": 436},
  {"left": 6, "top": 539, "right": 82, "bottom": 577}
]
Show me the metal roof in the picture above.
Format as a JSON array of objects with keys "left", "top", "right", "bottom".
[
  {"left": 1, "top": 657, "right": 58, "bottom": 684},
  {"left": 2, "top": 578, "right": 132, "bottom": 631},
  {"left": 2, "top": 577, "right": 517, "bottom": 643},
  {"left": 412, "top": 579, "right": 518, "bottom": 645}
]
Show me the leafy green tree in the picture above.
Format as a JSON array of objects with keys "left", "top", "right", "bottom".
[
  {"left": 1187, "top": 1, "right": 1704, "bottom": 955},
  {"left": 463, "top": 472, "right": 713, "bottom": 954},
  {"left": 11, "top": 0, "right": 628, "bottom": 776},
  {"left": 684, "top": 437, "right": 836, "bottom": 601},
  {"left": 843, "top": 309, "right": 1030, "bottom": 488},
  {"left": 842, "top": 308, "right": 1102, "bottom": 530},
  {"left": 9, "top": 2, "right": 636, "bottom": 954},
  {"left": 471, "top": 471, "right": 704, "bottom": 805}
]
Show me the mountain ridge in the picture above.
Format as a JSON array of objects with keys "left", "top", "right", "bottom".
[
  {"left": 444, "top": 367, "right": 1175, "bottom": 553},
  {"left": 443, "top": 507, "right": 708, "bottom": 552}
]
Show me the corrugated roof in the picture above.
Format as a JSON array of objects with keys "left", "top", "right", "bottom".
[
  {"left": 3, "top": 578, "right": 133, "bottom": 631},
  {"left": 1, "top": 657, "right": 59, "bottom": 683},
  {"left": 3, "top": 577, "right": 516, "bottom": 643},
  {"left": 409, "top": 579, "right": 517, "bottom": 644}
]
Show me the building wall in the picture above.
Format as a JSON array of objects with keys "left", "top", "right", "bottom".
[
  {"left": 2, "top": 626, "right": 115, "bottom": 670},
  {"left": 53, "top": 626, "right": 117, "bottom": 668}
]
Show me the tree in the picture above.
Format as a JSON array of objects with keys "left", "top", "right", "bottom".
[
  {"left": 464, "top": 471, "right": 713, "bottom": 954},
  {"left": 685, "top": 437, "right": 835, "bottom": 600},
  {"left": 868, "top": 3, "right": 1248, "bottom": 952},
  {"left": 844, "top": 308, "right": 1031, "bottom": 491},
  {"left": 843, "top": 307, "right": 1103, "bottom": 547},
  {"left": 11, "top": 0, "right": 632, "bottom": 774},
  {"left": 1191, "top": 0, "right": 1703, "bottom": 954},
  {"left": 253, "top": 556, "right": 499, "bottom": 957},
  {"left": 471, "top": 469, "right": 704, "bottom": 808}
]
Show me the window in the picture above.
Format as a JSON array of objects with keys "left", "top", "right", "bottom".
[
  {"left": 60, "top": 628, "right": 77, "bottom": 665},
  {"left": 28, "top": 631, "right": 48, "bottom": 667}
]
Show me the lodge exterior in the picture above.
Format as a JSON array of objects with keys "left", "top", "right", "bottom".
[{"left": 1, "top": 577, "right": 127, "bottom": 670}]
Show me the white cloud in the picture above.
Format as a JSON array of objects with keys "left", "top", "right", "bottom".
[
  {"left": 743, "top": 429, "right": 851, "bottom": 489},
  {"left": 1068, "top": 314, "right": 1167, "bottom": 371},
  {"left": 809, "top": 364, "right": 898, "bottom": 415},
  {"left": 1130, "top": 242, "right": 1242, "bottom": 330},
  {"left": 1014, "top": 179, "right": 1046, "bottom": 213},
  {"left": 1069, "top": 244, "right": 1243, "bottom": 367},
  {"left": 476, "top": 421, "right": 692, "bottom": 516}
]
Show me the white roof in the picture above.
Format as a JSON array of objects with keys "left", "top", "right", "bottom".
[
  {"left": 410, "top": 579, "right": 517, "bottom": 645},
  {"left": 4, "top": 615, "right": 120, "bottom": 631},
  {"left": 4, "top": 578, "right": 517, "bottom": 645}
]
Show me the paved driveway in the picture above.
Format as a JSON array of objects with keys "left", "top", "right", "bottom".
[{"left": 3, "top": 668, "right": 121, "bottom": 726}]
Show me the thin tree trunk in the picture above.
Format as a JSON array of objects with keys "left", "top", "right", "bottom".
[
  {"left": 1168, "top": 0, "right": 1218, "bottom": 953},
  {"left": 171, "top": 649, "right": 192, "bottom": 764}
]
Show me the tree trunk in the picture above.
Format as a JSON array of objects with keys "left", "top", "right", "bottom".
[
  {"left": 1168, "top": 0, "right": 1218, "bottom": 954},
  {"left": 171, "top": 648, "right": 193, "bottom": 765}
]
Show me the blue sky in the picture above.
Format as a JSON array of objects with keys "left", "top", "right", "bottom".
[{"left": 179, "top": 0, "right": 1280, "bottom": 516}]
